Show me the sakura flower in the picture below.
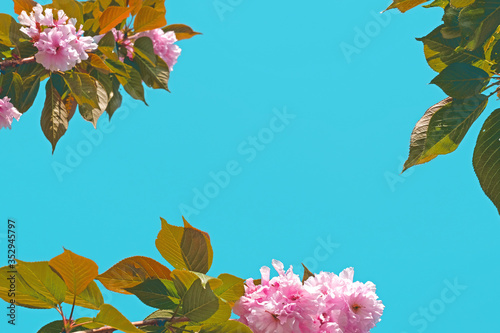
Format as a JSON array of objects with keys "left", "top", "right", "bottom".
[
  {"left": 237, "top": 262, "right": 385, "bottom": 333},
  {"left": 234, "top": 260, "right": 319, "bottom": 333},
  {"left": 138, "top": 29, "right": 181, "bottom": 71},
  {"left": 0, "top": 97, "right": 21, "bottom": 130},
  {"left": 19, "top": 5, "right": 97, "bottom": 71}
]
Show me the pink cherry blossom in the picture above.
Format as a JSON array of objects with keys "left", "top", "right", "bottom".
[
  {"left": 236, "top": 261, "right": 384, "bottom": 333},
  {"left": 138, "top": 29, "right": 181, "bottom": 71},
  {"left": 234, "top": 260, "right": 320, "bottom": 333},
  {"left": 19, "top": 5, "right": 97, "bottom": 71},
  {"left": 0, "top": 97, "right": 21, "bottom": 130}
]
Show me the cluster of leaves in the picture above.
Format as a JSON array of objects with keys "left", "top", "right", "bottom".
[
  {"left": 387, "top": 0, "right": 500, "bottom": 213},
  {"left": 0, "top": 218, "right": 252, "bottom": 333},
  {"left": 1, "top": 0, "right": 199, "bottom": 152}
]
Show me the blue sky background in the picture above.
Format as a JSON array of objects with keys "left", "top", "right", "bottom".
[{"left": 1, "top": 0, "right": 499, "bottom": 332}]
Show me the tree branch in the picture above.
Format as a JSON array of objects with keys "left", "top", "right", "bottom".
[
  {"left": 71, "top": 319, "right": 169, "bottom": 333},
  {"left": 0, "top": 56, "right": 35, "bottom": 70}
]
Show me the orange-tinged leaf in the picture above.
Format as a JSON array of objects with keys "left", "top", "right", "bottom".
[
  {"left": 88, "top": 53, "right": 112, "bottom": 73},
  {"left": 99, "top": 6, "right": 133, "bottom": 34},
  {"left": 134, "top": 6, "right": 166, "bottom": 33},
  {"left": 183, "top": 217, "right": 213, "bottom": 270},
  {"left": 49, "top": 249, "right": 99, "bottom": 295},
  {"left": 386, "top": 0, "right": 429, "bottom": 13},
  {"left": 97, "top": 256, "right": 171, "bottom": 294},
  {"left": 129, "top": 0, "right": 143, "bottom": 16},
  {"left": 163, "top": 24, "right": 201, "bottom": 41},
  {"left": 13, "top": 0, "right": 37, "bottom": 15}
]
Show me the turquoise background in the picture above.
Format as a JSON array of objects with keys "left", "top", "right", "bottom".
[{"left": 1, "top": 0, "right": 499, "bottom": 332}]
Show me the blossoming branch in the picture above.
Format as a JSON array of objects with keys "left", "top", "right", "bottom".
[{"left": 0, "top": 0, "right": 199, "bottom": 152}]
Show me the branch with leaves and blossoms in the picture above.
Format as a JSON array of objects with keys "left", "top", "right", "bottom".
[
  {"left": 0, "top": 217, "right": 385, "bottom": 333},
  {"left": 0, "top": 0, "right": 200, "bottom": 152}
]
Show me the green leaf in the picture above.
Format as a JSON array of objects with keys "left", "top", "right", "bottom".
[
  {"left": 48, "top": 248, "right": 99, "bottom": 295},
  {"left": 37, "top": 320, "right": 65, "bottom": 333},
  {"left": 52, "top": 0, "right": 84, "bottom": 27},
  {"left": 181, "top": 279, "right": 219, "bottom": 322},
  {"left": 134, "top": 37, "right": 157, "bottom": 66},
  {"left": 94, "top": 304, "right": 144, "bottom": 333},
  {"left": 459, "top": 0, "right": 500, "bottom": 50},
  {"left": 144, "top": 309, "right": 175, "bottom": 320},
  {"left": 134, "top": 6, "right": 166, "bottom": 33},
  {"left": 40, "top": 78, "right": 70, "bottom": 153},
  {"left": 302, "top": 264, "right": 314, "bottom": 284},
  {"left": 125, "top": 279, "right": 180, "bottom": 310},
  {"left": 19, "top": 75, "right": 40, "bottom": 113},
  {"left": 451, "top": 0, "right": 475, "bottom": 7},
  {"left": 64, "top": 281, "right": 104, "bottom": 310},
  {"left": 418, "top": 25, "right": 488, "bottom": 73},
  {"left": 0, "top": 265, "right": 56, "bottom": 309},
  {"left": 199, "top": 298, "right": 231, "bottom": 324},
  {"left": 97, "top": 256, "right": 172, "bottom": 295},
  {"left": 155, "top": 218, "right": 213, "bottom": 274},
  {"left": 79, "top": 80, "right": 108, "bottom": 127},
  {"left": 60, "top": 72, "right": 99, "bottom": 109},
  {"left": 15, "top": 260, "right": 67, "bottom": 305},
  {"left": 163, "top": 24, "right": 201, "bottom": 41},
  {"left": 403, "top": 95, "right": 488, "bottom": 171},
  {"left": 430, "top": 63, "right": 489, "bottom": 98},
  {"left": 386, "top": 0, "right": 430, "bottom": 12},
  {"left": 98, "top": 31, "right": 118, "bottom": 60},
  {"left": 134, "top": 55, "right": 170, "bottom": 91},
  {"left": 198, "top": 321, "right": 253, "bottom": 333},
  {"left": 107, "top": 59, "right": 147, "bottom": 104},
  {"left": 473, "top": 109, "right": 500, "bottom": 213},
  {"left": 0, "top": 72, "right": 22, "bottom": 109},
  {"left": 213, "top": 274, "right": 244, "bottom": 303},
  {"left": 424, "top": 0, "right": 450, "bottom": 8}
]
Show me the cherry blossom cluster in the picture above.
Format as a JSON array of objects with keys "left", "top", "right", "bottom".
[
  {"left": 95, "top": 28, "right": 181, "bottom": 71},
  {"left": 18, "top": 4, "right": 97, "bottom": 71},
  {"left": 234, "top": 260, "right": 384, "bottom": 333},
  {"left": 0, "top": 97, "right": 21, "bottom": 130}
]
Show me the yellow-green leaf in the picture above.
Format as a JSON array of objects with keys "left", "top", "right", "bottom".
[
  {"left": 52, "top": 0, "right": 84, "bottom": 26},
  {"left": 155, "top": 218, "right": 213, "bottom": 274},
  {"left": 16, "top": 260, "right": 67, "bottom": 305},
  {"left": 213, "top": 273, "right": 244, "bottom": 303},
  {"left": 64, "top": 281, "right": 104, "bottom": 310},
  {"left": 0, "top": 265, "right": 56, "bottom": 309},
  {"left": 451, "top": 0, "right": 475, "bottom": 7},
  {"left": 94, "top": 304, "right": 145, "bottom": 333},
  {"left": 49, "top": 249, "right": 99, "bottom": 295}
]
